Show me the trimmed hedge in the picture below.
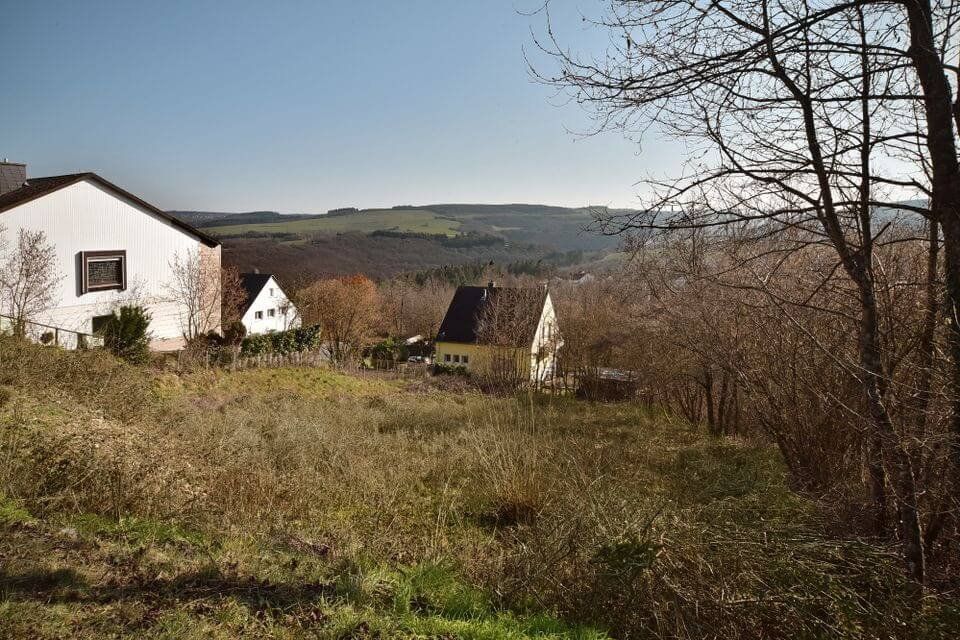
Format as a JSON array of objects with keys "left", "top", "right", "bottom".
[{"left": 240, "top": 325, "right": 322, "bottom": 356}]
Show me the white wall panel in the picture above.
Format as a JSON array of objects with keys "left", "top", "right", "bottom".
[{"left": 1, "top": 179, "right": 210, "bottom": 341}]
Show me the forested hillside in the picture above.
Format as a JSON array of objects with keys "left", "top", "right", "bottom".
[{"left": 169, "top": 203, "right": 624, "bottom": 279}]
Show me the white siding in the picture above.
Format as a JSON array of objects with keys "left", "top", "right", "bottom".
[
  {"left": 0, "top": 178, "right": 212, "bottom": 346},
  {"left": 241, "top": 276, "right": 300, "bottom": 335},
  {"left": 529, "top": 292, "right": 562, "bottom": 382}
]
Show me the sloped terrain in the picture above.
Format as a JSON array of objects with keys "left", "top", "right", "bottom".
[{"left": 0, "top": 341, "right": 956, "bottom": 638}]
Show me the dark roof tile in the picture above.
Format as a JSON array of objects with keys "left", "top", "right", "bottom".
[{"left": 435, "top": 285, "right": 547, "bottom": 346}]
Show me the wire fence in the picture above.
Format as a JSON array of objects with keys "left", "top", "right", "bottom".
[{"left": 0, "top": 313, "right": 103, "bottom": 349}]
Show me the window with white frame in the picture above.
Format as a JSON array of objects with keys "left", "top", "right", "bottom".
[
  {"left": 444, "top": 354, "right": 451, "bottom": 362},
  {"left": 462, "top": 355, "right": 469, "bottom": 364}
]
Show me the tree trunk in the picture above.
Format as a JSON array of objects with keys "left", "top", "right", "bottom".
[
  {"left": 703, "top": 367, "right": 718, "bottom": 436},
  {"left": 902, "top": 0, "right": 960, "bottom": 488},
  {"left": 857, "top": 273, "right": 925, "bottom": 582}
]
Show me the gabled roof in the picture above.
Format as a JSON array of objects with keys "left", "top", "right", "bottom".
[
  {"left": 239, "top": 273, "right": 279, "bottom": 315},
  {"left": 435, "top": 285, "right": 548, "bottom": 346},
  {"left": 0, "top": 172, "right": 219, "bottom": 247}
]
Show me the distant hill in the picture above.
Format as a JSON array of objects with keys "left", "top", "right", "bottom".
[
  {"left": 166, "top": 203, "right": 637, "bottom": 280},
  {"left": 169, "top": 210, "right": 315, "bottom": 227},
  {"left": 168, "top": 203, "right": 630, "bottom": 252}
]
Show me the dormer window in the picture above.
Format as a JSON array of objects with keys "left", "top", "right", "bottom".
[{"left": 80, "top": 250, "right": 126, "bottom": 293}]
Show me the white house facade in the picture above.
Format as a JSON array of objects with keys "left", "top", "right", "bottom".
[
  {"left": 0, "top": 163, "right": 221, "bottom": 350},
  {"left": 239, "top": 273, "right": 300, "bottom": 335}
]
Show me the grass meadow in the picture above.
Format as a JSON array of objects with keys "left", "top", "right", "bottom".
[{"left": 0, "top": 339, "right": 956, "bottom": 638}]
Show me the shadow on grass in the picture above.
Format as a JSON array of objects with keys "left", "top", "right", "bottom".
[{"left": 0, "top": 565, "right": 336, "bottom": 613}]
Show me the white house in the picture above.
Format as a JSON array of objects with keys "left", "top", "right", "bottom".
[
  {"left": 0, "top": 161, "right": 221, "bottom": 350},
  {"left": 239, "top": 273, "right": 300, "bottom": 335}
]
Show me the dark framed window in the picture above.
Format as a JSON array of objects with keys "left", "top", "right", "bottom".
[
  {"left": 268, "top": 308, "right": 276, "bottom": 317},
  {"left": 91, "top": 314, "right": 113, "bottom": 334},
  {"left": 462, "top": 355, "right": 469, "bottom": 364},
  {"left": 255, "top": 311, "right": 263, "bottom": 320},
  {"left": 80, "top": 250, "right": 126, "bottom": 293},
  {"left": 444, "top": 354, "right": 451, "bottom": 362}
]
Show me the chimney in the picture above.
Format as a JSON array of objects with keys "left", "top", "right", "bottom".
[{"left": 0, "top": 160, "right": 26, "bottom": 196}]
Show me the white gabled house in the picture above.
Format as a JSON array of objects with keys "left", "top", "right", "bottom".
[
  {"left": 239, "top": 273, "right": 300, "bottom": 335},
  {"left": 0, "top": 161, "right": 221, "bottom": 350}
]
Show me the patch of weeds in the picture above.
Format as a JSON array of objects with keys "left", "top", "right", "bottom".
[
  {"left": 346, "top": 607, "right": 610, "bottom": 640},
  {"left": 592, "top": 536, "right": 662, "bottom": 579},
  {"left": 661, "top": 442, "right": 787, "bottom": 507},
  {"left": 0, "top": 493, "right": 34, "bottom": 527},
  {"left": 70, "top": 514, "right": 206, "bottom": 547},
  {"left": 377, "top": 404, "right": 462, "bottom": 435}
]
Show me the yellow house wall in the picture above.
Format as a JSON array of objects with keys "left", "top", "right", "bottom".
[{"left": 435, "top": 341, "right": 528, "bottom": 378}]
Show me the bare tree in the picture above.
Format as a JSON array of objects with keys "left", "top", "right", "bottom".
[
  {"left": 0, "top": 227, "right": 61, "bottom": 337},
  {"left": 474, "top": 286, "right": 554, "bottom": 389},
  {"left": 299, "top": 275, "right": 380, "bottom": 364},
  {"left": 220, "top": 266, "right": 247, "bottom": 329},
  {"left": 167, "top": 249, "right": 222, "bottom": 341},
  {"left": 379, "top": 275, "right": 454, "bottom": 339},
  {"left": 534, "top": 0, "right": 956, "bottom": 581}
]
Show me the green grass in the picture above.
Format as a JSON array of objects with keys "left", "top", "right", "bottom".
[
  {"left": 0, "top": 494, "right": 33, "bottom": 528},
  {"left": 207, "top": 209, "right": 462, "bottom": 237}
]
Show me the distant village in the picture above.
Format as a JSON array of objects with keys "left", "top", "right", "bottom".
[{"left": 0, "top": 160, "right": 607, "bottom": 392}]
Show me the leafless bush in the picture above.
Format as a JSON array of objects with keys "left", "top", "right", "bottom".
[{"left": 0, "top": 227, "right": 61, "bottom": 337}]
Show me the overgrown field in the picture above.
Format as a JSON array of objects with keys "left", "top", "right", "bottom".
[{"left": 0, "top": 340, "right": 956, "bottom": 638}]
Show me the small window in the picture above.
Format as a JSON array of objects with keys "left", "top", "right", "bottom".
[
  {"left": 255, "top": 311, "right": 263, "bottom": 320},
  {"left": 453, "top": 355, "right": 460, "bottom": 363},
  {"left": 269, "top": 288, "right": 275, "bottom": 297},
  {"left": 268, "top": 308, "right": 276, "bottom": 317},
  {"left": 462, "top": 355, "right": 469, "bottom": 364},
  {"left": 91, "top": 314, "right": 113, "bottom": 334},
  {"left": 81, "top": 251, "right": 126, "bottom": 293},
  {"left": 444, "top": 354, "right": 451, "bottom": 362}
]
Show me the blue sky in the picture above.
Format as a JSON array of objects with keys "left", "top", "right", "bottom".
[{"left": 2, "top": 1, "right": 681, "bottom": 212}]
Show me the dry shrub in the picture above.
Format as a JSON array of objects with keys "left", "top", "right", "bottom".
[
  {"left": 460, "top": 406, "right": 551, "bottom": 528},
  {"left": 0, "top": 336, "right": 154, "bottom": 421},
  {"left": 2, "top": 399, "right": 205, "bottom": 519}
]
